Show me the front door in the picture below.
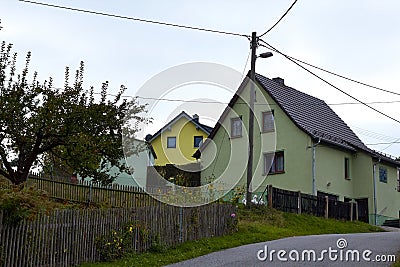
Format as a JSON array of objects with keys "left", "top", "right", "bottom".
[{"left": 355, "top": 198, "right": 369, "bottom": 223}]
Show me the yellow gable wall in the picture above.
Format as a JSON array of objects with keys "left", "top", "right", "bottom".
[{"left": 151, "top": 117, "right": 209, "bottom": 166}]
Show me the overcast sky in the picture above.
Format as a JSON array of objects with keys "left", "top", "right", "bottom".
[{"left": 2, "top": 0, "right": 400, "bottom": 157}]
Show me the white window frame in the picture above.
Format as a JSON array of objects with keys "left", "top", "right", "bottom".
[
  {"left": 262, "top": 111, "right": 275, "bottom": 133},
  {"left": 231, "top": 117, "right": 242, "bottom": 138},
  {"left": 397, "top": 168, "right": 400, "bottom": 192},
  {"left": 264, "top": 151, "right": 284, "bottom": 175},
  {"left": 167, "top": 136, "right": 176, "bottom": 148},
  {"left": 193, "top": 136, "right": 203, "bottom": 148}
]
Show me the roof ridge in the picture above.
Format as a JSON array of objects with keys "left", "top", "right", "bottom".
[{"left": 147, "top": 111, "right": 213, "bottom": 142}]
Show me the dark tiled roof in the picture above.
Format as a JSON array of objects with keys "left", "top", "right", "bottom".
[
  {"left": 195, "top": 73, "right": 399, "bottom": 166},
  {"left": 256, "top": 74, "right": 368, "bottom": 151},
  {"left": 256, "top": 74, "right": 400, "bottom": 166}
]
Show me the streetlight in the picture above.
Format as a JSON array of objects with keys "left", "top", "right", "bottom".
[
  {"left": 259, "top": 52, "right": 273, "bottom": 59},
  {"left": 246, "top": 32, "right": 273, "bottom": 207}
]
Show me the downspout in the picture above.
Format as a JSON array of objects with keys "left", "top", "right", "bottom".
[
  {"left": 372, "top": 157, "right": 380, "bottom": 225},
  {"left": 312, "top": 138, "right": 321, "bottom": 196}
]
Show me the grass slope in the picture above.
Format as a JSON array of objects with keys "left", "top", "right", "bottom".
[{"left": 81, "top": 206, "right": 382, "bottom": 267}]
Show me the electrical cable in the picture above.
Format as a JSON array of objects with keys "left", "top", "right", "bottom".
[
  {"left": 19, "top": 83, "right": 400, "bottom": 106},
  {"left": 259, "top": 0, "right": 298, "bottom": 37},
  {"left": 286, "top": 54, "right": 400, "bottom": 97},
  {"left": 19, "top": 0, "right": 249, "bottom": 38},
  {"left": 259, "top": 39, "right": 400, "bottom": 125},
  {"left": 366, "top": 141, "right": 400, "bottom": 146}
]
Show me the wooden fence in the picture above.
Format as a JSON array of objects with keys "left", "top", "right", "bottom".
[
  {"left": 267, "top": 185, "right": 358, "bottom": 221},
  {"left": 26, "top": 174, "right": 158, "bottom": 208},
  {"left": 0, "top": 203, "right": 236, "bottom": 267}
]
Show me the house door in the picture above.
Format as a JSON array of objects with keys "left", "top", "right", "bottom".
[{"left": 355, "top": 198, "right": 369, "bottom": 223}]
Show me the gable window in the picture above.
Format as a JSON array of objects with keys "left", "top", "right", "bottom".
[
  {"left": 167, "top": 137, "right": 176, "bottom": 148},
  {"left": 262, "top": 111, "right": 274, "bottom": 133},
  {"left": 379, "top": 167, "right": 387, "bottom": 183},
  {"left": 231, "top": 117, "right": 242, "bottom": 138},
  {"left": 264, "top": 151, "right": 284, "bottom": 175},
  {"left": 344, "top": 157, "right": 350, "bottom": 179},
  {"left": 194, "top": 136, "right": 203, "bottom": 148}
]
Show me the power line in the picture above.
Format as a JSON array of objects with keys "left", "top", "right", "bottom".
[
  {"left": 137, "top": 96, "right": 400, "bottom": 105},
  {"left": 259, "top": 39, "right": 400, "bottom": 125},
  {"left": 241, "top": 50, "right": 251, "bottom": 81},
  {"left": 21, "top": 83, "right": 400, "bottom": 106},
  {"left": 260, "top": 44, "right": 400, "bottom": 97},
  {"left": 366, "top": 141, "right": 400, "bottom": 146},
  {"left": 19, "top": 0, "right": 249, "bottom": 38},
  {"left": 259, "top": 0, "right": 298, "bottom": 37},
  {"left": 381, "top": 138, "right": 400, "bottom": 151},
  {"left": 352, "top": 126, "right": 399, "bottom": 142},
  {"left": 289, "top": 55, "right": 400, "bottom": 96}
]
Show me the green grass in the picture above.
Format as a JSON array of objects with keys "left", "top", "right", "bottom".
[
  {"left": 80, "top": 206, "right": 382, "bottom": 267},
  {"left": 392, "top": 252, "right": 400, "bottom": 267}
]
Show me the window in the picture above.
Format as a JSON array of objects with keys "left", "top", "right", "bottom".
[
  {"left": 167, "top": 137, "right": 176, "bottom": 148},
  {"left": 264, "top": 151, "right": 284, "bottom": 175},
  {"left": 231, "top": 117, "right": 242, "bottom": 138},
  {"left": 344, "top": 157, "right": 350, "bottom": 179},
  {"left": 194, "top": 136, "right": 203, "bottom": 148},
  {"left": 262, "top": 111, "right": 274, "bottom": 133},
  {"left": 397, "top": 168, "right": 400, "bottom": 192},
  {"left": 379, "top": 167, "right": 387, "bottom": 183}
]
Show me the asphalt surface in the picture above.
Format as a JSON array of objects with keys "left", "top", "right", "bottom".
[{"left": 166, "top": 232, "right": 400, "bottom": 267}]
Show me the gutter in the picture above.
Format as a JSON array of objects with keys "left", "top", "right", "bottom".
[
  {"left": 312, "top": 138, "right": 321, "bottom": 196},
  {"left": 372, "top": 157, "right": 381, "bottom": 225}
]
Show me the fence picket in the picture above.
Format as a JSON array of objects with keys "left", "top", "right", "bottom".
[
  {"left": 0, "top": 203, "right": 234, "bottom": 266},
  {"left": 269, "top": 185, "right": 359, "bottom": 221}
]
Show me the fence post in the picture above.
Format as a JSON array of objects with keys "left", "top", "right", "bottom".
[
  {"left": 297, "top": 191, "right": 302, "bottom": 214},
  {"left": 267, "top": 185, "right": 273, "bottom": 208},
  {"left": 88, "top": 181, "right": 93, "bottom": 205},
  {"left": 324, "top": 196, "right": 329, "bottom": 219},
  {"left": 179, "top": 207, "right": 183, "bottom": 243},
  {"left": 350, "top": 202, "right": 353, "bottom": 221},
  {"left": 355, "top": 201, "right": 358, "bottom": 221}
]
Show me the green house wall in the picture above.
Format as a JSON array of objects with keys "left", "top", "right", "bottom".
[{"left": 200, "top": 81, "right": 400, "bottom": 224}]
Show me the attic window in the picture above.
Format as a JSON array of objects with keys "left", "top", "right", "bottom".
[
  {"left": 194, "top": 136, "right": 203, "bottom": 148},
  {"left": 231, "top": 117, "right": 242, "bottom": 138},
  {"left": 262, "top": 111, "right": 274, "bottom": 133}
]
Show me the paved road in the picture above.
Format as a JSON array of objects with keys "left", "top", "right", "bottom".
[{"left": 166, "top": 232, "right": 400, "bottom": 267}]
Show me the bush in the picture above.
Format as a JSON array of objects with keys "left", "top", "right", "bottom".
[
  {"left": 95, "top": 221, "right": 150, "bottom": 261},
  {"left": 0, "top": 180, "right": 61, "bottom": 225}
]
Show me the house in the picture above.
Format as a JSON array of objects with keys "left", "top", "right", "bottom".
[
  {"left": 81, "top": 139, "right": 157, "bottom": 187},
  {"left": 113, "top": 140, "right": 157, "bottom": 187},
  {"left": 146, "top": 111, "right": 213, "bottom": 166},
  {"left": 195, "top": 73, "right": 400, "bottom": 225}
]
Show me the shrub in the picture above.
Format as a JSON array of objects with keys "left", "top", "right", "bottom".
[
  {"left": 95, "top": 221, "right": 150, "bottom": 261},
  {"left": 0, "top": 181, "right": 61, "bottom": 225}
]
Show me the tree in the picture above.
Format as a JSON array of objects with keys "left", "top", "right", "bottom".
[{"left": 0, "top": 41, "right": 147, "bottom": 185}]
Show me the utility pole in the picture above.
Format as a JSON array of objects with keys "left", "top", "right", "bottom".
[{"left": 246, "top": 32, "right": 257, "bottom": 207}]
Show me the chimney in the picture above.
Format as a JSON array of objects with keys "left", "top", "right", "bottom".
[
  {"left": 272, "top": 77, "right": 285, "bottom": 85},
  {"left": 145, "top": 134, "right": 152, "bottom": 141},
  {"left": 193, "top": 114, "right": 199, "bottom": 122}
]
